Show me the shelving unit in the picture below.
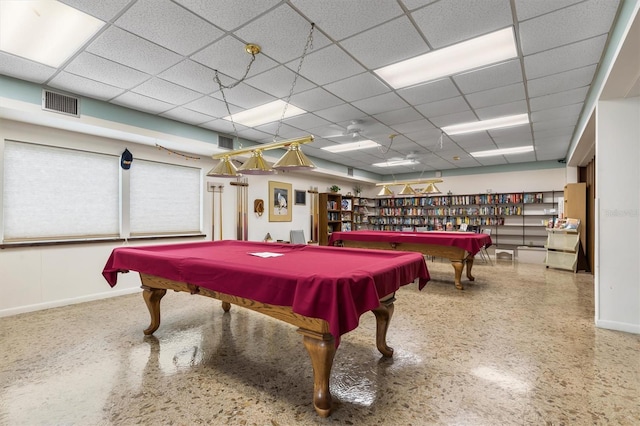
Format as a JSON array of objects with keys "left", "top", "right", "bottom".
[
  {"left": 369, "top": 190, "right": 562, "bottom": 249},
  {"left": 319, "top": 192, "right": 343, "bottom": 246},
  {"left": 545, "top": 228, "right": 580, "bottom": 272},
  {"left": 352, "top": 196, "right": 376, "bottom": 231}
]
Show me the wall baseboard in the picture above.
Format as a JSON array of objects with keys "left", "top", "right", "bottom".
[
  {"left": 595, "top": 318, "right": 640, "bottom": 335},
  {"left": 0, "top": 287, "right": 141, "bottom": 318}
]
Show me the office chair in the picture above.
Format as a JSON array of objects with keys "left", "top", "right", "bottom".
[{"left": 289, "top": 230, "right": 307, "bottom": 244}]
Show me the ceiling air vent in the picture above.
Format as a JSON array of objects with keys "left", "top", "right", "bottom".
[
  {"left": 218, "top": 135, "right": 234, "bottom": 150},
  {"left": 42, "top": 90, "right": 79, "bottom": 117}
]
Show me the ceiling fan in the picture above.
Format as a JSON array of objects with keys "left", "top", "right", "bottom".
[{"left": 324, "top": 120, "right": 368, "bottom": 139}]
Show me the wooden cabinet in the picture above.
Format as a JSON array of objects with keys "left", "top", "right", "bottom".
[{"left": 319, "top": 192, "right": 342, "bottom": 246}]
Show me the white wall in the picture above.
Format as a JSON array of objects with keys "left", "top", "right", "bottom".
[
  {"left": 595, "top": 96, "right": 640, "bottom": 334},
  {"left": 0, "top": 119, "right": 567, "bottom": 317}
]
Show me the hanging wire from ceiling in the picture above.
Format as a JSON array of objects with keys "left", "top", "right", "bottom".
[{"left": 273, "top": 23, "right": 315, "bottom": 142}]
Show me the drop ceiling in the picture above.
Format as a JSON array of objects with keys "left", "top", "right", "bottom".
[{"left": 0, "top": 0, "right": 629, "bottom": 176}]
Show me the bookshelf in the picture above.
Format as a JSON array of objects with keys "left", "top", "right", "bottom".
[
  {"left": 319, "top": 192, "right": 343, "bottom": 246},
  {"left": 370, "top": 190, "right": 562, "bottom": 249},
  {"left": 352, "top": 196, "right": 376, "bottom": 230}
]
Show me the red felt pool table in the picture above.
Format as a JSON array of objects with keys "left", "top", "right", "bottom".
[
  {"left": 102, "top": 240, "right": 429, "bottom": 417},
  {"left": 329, "top": 230, "right": 492, "bottom": 290}
]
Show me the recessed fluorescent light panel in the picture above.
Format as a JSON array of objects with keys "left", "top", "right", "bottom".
[
  {"left": 374, "top": 27, "right": 517, "bottom": 89},
  {"left": 322, "top": 140, "right": 380, "bottom": 153},
  {"left": 373, "top": 159, "right": 418, "bottom": 167},
  {"left": 471, "top": 146, "right": 534, "bottom": 158},
  {"left": 0, "top": 0, "right": 105, "bottom": 67},
  {"left": 442, "top": 114, "right": 529, "bottom": 136},
  {"left": 224, "top": 100, "right": 306, "bottom": 127}
]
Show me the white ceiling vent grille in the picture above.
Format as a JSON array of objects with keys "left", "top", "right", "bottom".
[
  {"left": 218, "top": 135, "right": 234, "bottom": 150},
  {"left": 42, "top": 90, "right": 79, "bottom": 117}
]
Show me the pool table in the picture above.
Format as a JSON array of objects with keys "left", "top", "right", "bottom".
[
  {"left": 102, "top": 240, "right": 429, "bottom": 417},
  {"left": 329, "top": 230, "right": 492, "bottom": 290}
]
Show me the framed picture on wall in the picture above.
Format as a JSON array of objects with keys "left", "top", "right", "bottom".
[
  {"left": 294, "top": 189, "right": 306, "bottom": 205},
  {"left": 269, "top": 181, "right": 292, "bottom": 222}
]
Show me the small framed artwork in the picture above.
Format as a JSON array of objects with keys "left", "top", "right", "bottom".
[
  {"left": 294, "top": 190, "right": 306, "bottom": 205},
  {"left": 269, "top": 181, "right": 292, "bottom": 222}
]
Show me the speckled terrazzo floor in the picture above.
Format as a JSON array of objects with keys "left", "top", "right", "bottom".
[{"left": 1, "top": 260, "right": 639, "bottom": 425}]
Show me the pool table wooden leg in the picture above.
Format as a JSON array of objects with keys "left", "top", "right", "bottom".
[
  {"left": 466, "top": 255, "right": 476, "bottom": 282},
  {"left": 451, "top": 260, "right": 465, "bottom": 290},
  {"left": 298, "top": 330, "right": 336, "bottom": 418},
  {"left": 141, "top": 286, "right": 167, "bottom": 335},
  {"left": 371, "top": 298, "right": 395, "bottom": 357}
]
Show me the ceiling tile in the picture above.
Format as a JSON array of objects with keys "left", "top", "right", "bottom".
[
  {"left": 159, "top": 60, "right": 218, "bottom": 94},
  {"left": 64, "top": 52, "right": 148, "bottom": 89},
  {"left": 393, "top": 119, "right": 437, "bottom": 135},
  {"left": 374, "top": 107, "right": 423, "bottom": 126},
  {"left": 290, "top": 87, "right": 344, "bottom": 112},
  {"left": 475, "top": 100, "right": 528, "bottom": 120},
  {"left": 286, "top": 44, "right": 365, "bottom": 86},
  {"left": 313, "top": 103, "right": 368, "bottom": 123},
  {"left": 132, "top": 77, "right": 202, "bottom": 104},
  {"left": 160, "top": 107, "right": 215, "bottom": 125},
  {"left": 340, "top": 16, "right": 430, "bottom": 69},
  {"left": 453, "top": 60, "right": 523, "bottom": 95},
  {"left": 210, "top": 83, "right": 276, "bottom": 110},
  {"left": 58, "top": 0, "right": 131, "bottom": 21},
  {"left": 415, "top": 96, "right": 470, "bottom": 118},
  {"left": 191, "top": 36, "right": 278, "bottom": 81},
  {"left": 531, "top": 103, "right": 583, "bottom": 122},
  {"left": 466, "top": 83, "right": 526, "bottom": 109},
  {"left": 115, "top": 0, "right": 224, "bottom": 56},
  {"left": 244, "top": 66, "right": 316, "bottom": 98},
  {"left": 429, "top": 110, "right": 478, "bottom": 128},
  {"left": 352, "top": 92, "right": 409, "bottom": 115},
  {"left": 397, "top": 78, "right": 461, "bottom": 105},
  {"left": 183, "top": 95, "right": 242, "bottom": 118},
  {"left": 513, "top": 0, "right": 583, "bottom": 21},
  {"left": 523, "top": 34, "right": 607, "bottom": 80},
  {"left": 86, "top": 27, "right": 182, "bottom": 74},
  {"left": 529, "top": 86, "right": 589, "bottom": 112},
  {"left": 111, "top": 91, "right": 174, "bottom": 114},
  {"left": 291, "top": 0, "right": 404, "bottom": 41},
  {"left": 283, "top": 113, "right": 332, "bottom": 130},
  {"left": 323, "top": 72, "right": 390, "bottom": 102},
  {"left": 49, "top": 72, "right": 124, "bottom": 101},
  {"left": 0, "top": 52, "right": 56, "bottom": 84},
  {"left": 235, "top": 4, "right": 332, "bottom": 63},
  {"left": 200, "top": 118, "right": 249, "bottom": 134},
  {"left": 527, "top": 64, "right": 597, "bottom": 98},
  {"left": 174, "top": 0, "right": 281, "bottom": 32},
  {"left": 412, "top": 0, "right": 513, "bottom": 48},
  {"left": 519, "top": 0, "right": 620, "bottom": 55}
]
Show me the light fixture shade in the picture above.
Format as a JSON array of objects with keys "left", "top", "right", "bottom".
[
  {"left": 272, "top": 143, "right": 316, "bottom": 170},
  {"left": 207, "top": 156, "right": 238, "bottom": 177},
  {"left": 238, "top": 150, "right": 275, "bottom": 175},
  {"left": 399, "top": 184, "right": 416, "bottom": 195},
  {"left": 377, "top": 185, "right": 393, "bottom": 196},
  {"left": 422, "top": 183, "right": 441, "bottom": 194}
]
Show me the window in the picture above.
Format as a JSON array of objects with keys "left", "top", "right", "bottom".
[
  {"left": 3, "top": 140, "right": 119, "bottom": 242},
  {"left": 2, "top": 140, "right": 203, "bottom": 244},
  {"left": 129, "top": 159, "right": 201, "bottom": 236}
]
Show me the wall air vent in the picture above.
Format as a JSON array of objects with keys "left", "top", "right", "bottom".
[
  {"left": 347, "top": 167, "right": 354, "bottom": 176},
  {"left": 218, "top": 135, "right": 234, "bottom": 150},
  {"left": 42, "top": 90, "right": 79, "bottom": 117}
]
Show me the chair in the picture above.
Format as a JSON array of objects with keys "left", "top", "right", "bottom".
[
  {"left": 401, "top": 227, "right": 414, "bottom": 232},
  {"left": 459, "top": 223, "right": 468, "bottom": 232},
  {"left": 478, "top": 228, "right": 493, "bottom": 265},
  {"left": 415, "top": 227, "right": 429, "bottom": 232},
  {"left": 289, "top": 229, "right": 307, "bottom": 244}
]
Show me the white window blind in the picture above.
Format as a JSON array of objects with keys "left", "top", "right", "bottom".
[
  {"left": 3, "top": 141, "right": 119, "bottom": 242},
  {"left": 129, "top": 160, "right": 201, "bottom": 236}
]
